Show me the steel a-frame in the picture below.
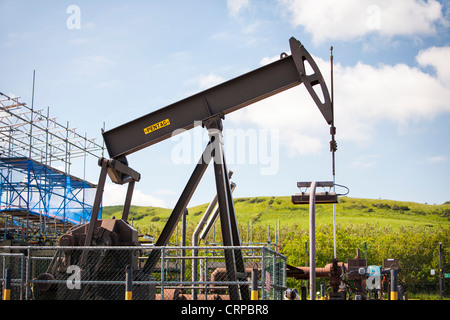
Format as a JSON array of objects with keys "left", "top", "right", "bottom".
[{"left": 84, "top": 37, "right": 334, "bottom": 300}]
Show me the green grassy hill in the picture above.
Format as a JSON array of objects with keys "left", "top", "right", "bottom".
[
  {"left": 102, "top": 196, "right": 450, "bottom": 296},
  {"left": 102, "top": 196, "right": 450, "bottom": 233}
]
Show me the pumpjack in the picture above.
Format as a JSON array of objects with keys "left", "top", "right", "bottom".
[{"left": 36, "top": 37, "right": 334, "bottom": 300}]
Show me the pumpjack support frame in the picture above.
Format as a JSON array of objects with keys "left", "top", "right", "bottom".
[{"left": 79, "top": 37, "right": 333, "bottom": 300}]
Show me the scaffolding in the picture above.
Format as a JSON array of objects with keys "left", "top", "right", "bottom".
[{"left": 0, "top": 92, "right": 104, "bottom": 245}]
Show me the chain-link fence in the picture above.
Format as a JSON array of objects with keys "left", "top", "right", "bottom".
[
  {"left": 0, "top": 245, "right": 286, "bottom": 300},
  {"left": 1, "top": 251, "right": 27, "bottom": 300}
]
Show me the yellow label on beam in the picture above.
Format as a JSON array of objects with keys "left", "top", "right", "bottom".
[{"left": 144, "top": 119, "right": 170, "bottom": 135}]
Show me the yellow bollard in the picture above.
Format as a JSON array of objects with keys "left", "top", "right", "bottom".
[
  {"left": 125, "top": 265, "right": 133, "bottom": 301},
  {"left": 251, "top": 269, "right": 259, "bottom": 300},
  {"left": 390, "top": 291, "right": 398, "bottom": 300},
  {"left": 3, "top": 289, "right": 11, "bottom": 301},
  {"left": 3, "top": 269, "right": 12, "bottom": 300},
  {"left": 390, "top": 269, "right": 398, "bottom": 300},
  {"left": 320, "top": 284, "right": 326, "bottom": 300}
]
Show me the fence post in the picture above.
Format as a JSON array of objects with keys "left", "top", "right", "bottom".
[
  {"left": 261, "top": 248, "right": 265, "bottom": 300},
  {"left": 272, "top": 251, "right": 277, "bottom": 299},
  {"left": 20, "top": 254, "right": 25, "bottom": 300},
  {"left": 125, "top": 265, "right": 133, "bottom": 300},
  {"left": 251, "top": 268, "right": 259, "bottom": 300},
  {"left": 320, "top": 284, "right": 326, "bottom": 300},
  {"left": 304, "top": 241, "right": 308, "bottom": 266},
  {"left": 300, "top": 286, "right": 307, "bottom": 300},
  {"left": 25, "top": 247, "right": 31, "bottom": 300},
  {"left": 439, "top": 242, "right": 443, "bottom": 300},
  {"left": 309, "top": 181, "right": 317, "bottom": 300},
  {"left": 161, "top": 247, "right": 165, "bottom": 300},
  {"left": 3, "top": 268, "right": 12, "bottom": 300}
]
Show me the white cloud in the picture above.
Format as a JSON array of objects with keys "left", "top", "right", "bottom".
[
  {"left": 335, "top": 59, "right": 450, "bottom": 130},
  {"left": 227, "top": 0, "right": 250, "bottom": 17},
  {"left": 243, "top": 21, "right": 260, "bottom": 34},
  {"left": 260, "top": 54, "right": 282, "bottom": 66},
  {"left": 280, "top": 129, "right": 324, "bottom": 156},
  {"left": 324, "top": 51, "right": 450, "bottom": 144},
  {"left": 227, "top": 79, "right": 329, "bottom": 155},
  {"left": 196, "top": 72, "right": 226, "bottom": 90},
  {"left": 426, "top": 155, "right": 447, "bottom": 163},
  {"left": 417, "top": 46, "right": 450, "bottom": 85},
  {"left": 229, "top": 48, "right": 450, "bottom": 154},
  {"left": 279, "top": 0, "right": 444, "bottom": 44},
  {"left": 102, "top": 183, "right": 167, "bottom": 207}
]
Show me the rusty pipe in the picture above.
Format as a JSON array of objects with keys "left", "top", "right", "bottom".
[{"left": 290, "top": 262, "right": 347, "bottom": 280}]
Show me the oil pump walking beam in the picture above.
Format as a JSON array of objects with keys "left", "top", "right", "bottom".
[{"left": 102, "top": 37, "right": 333, "bottom": 161}]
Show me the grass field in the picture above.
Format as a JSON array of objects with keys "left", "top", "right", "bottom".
[
  {"left": 102, "top": 196, "right": 450, "bottom": 235},
  {"left": 102, "top": 196, "right": 450, "bottom": 297}
]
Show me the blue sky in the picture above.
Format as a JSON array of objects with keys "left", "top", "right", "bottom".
[{"left": 1, "top": 0, "right": 449, "bottom": 209}]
